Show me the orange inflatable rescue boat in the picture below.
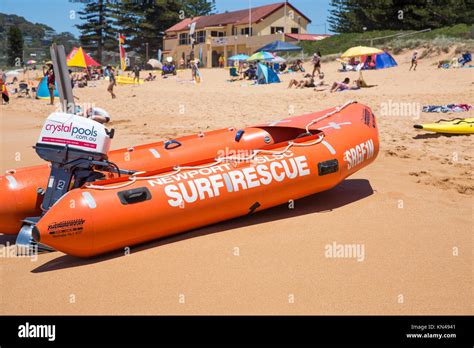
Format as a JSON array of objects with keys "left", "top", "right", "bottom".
[
  {"left": 28, "top": 101, "right": 379, "bottom": 257},
  {"left": 0, "top": 116, "right": 294, "bottom": 234}
]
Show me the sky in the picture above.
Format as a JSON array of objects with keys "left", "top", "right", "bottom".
[{"left": 0, "top": 0, "right": 332, "bottom": 37}]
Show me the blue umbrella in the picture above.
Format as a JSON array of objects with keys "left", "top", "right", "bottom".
[{"left": 228, "top": 54, "right": 249, "bottom": 61}]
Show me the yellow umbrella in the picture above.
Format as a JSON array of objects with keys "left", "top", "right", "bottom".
[{"left": 341, "top": 46, "right": 383, "bottom": 58}]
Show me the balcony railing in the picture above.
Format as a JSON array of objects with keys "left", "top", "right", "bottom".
[
  {"left": 164, "top": 33, "right": 285, "bottom": 51},
  {"left": 210, "top": 33, "right": 284, "bottom": 47}
]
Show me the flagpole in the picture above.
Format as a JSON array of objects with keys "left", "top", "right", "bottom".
[
  {"left": 248, "top": 0, "right": 251, "bottom": 55},
  {"left": 248, "top": 0, "right": 251, "bottom": 36}
]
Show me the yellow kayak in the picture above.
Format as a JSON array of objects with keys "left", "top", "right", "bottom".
[{"left": 414, "top": 118, "right": 474, "bottom": 134}]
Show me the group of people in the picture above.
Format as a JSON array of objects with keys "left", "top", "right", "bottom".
[{"left": 287, "top": 50, "right": 374, "bottom": 92}]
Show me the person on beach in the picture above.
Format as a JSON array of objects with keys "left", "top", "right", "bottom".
[
  {"left": 105, "top": 66, "right": 116, "bottom": 99},
  {"left": 85, "top": 107, "right": 111, "bottom": 124},
  {"left": 290, "top": 59, "right": 304, "bottom": 72},
  {"left": 69, "top": 69, "right": 75, "bottom": 89},
  {"left": 144, "top": 72, "right": 156, "bottom": 81},
  {"left": 0, "top": 78, "right": 9, "bottom": 105},
  {"left": 133, "top": 65, "right": 140, "bottom": 82},
  {"left": 43, "top": 64, "right": 55, "bottom": 105},
  {"left": 330, "top": 77, "right": 350, "bottom": 92},
  {"left": 311, "top": 51, "right": 322, "bottom": 77},
  {"left": 409, "top": 51, "right": 418, "bottom": 71},
  {"left": 288, "top": 73, "right": 315, "bottom": 89},
  {"left": 243, "top": 64, "right": 257, "bottom": 80},
  {"left": 218, "top": 55, "right": 225, "bottom": 68}
]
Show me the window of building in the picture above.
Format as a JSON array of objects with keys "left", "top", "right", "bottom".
[
  {"left": 232, "top": 27, "right": 238, "bottom": 36},
  {"left": 240, "top": 27, "right": 253, "bottom": 36},
  {"left": 291, "top": 27, "right": 299, "bottom": 34},
  {"left": 210, "top": 31, "right": 224, "bottom": 37},
  {"left": 196, "top": 30, "right": 205, "bottom": 43},
  {"left": 271, "top": 26, "right": 284, "bottom": 34},
  {"left": 179, "top": 33, "right": 189, "bottom": 45}
]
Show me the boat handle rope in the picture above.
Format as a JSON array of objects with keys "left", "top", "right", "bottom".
[
  {"left": 86, "top": 101, "right": 356, "bottom": 191},
  {"left": 305, "top": 100, "right": 356, "bottom": 133},
  {"left": 435, "top": 118, "right": 474, "bottom": 125}
]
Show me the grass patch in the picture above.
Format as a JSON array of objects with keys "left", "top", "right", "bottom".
[{"left": 302, "top": 24, "right": 473, "bottom": 57}]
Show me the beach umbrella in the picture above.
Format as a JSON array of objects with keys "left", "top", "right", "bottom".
[
  {"left": 147, "top": 59, "right": 162, "bottom": 69},
  {"left": 228, "top": 54, "right": 249, "bottom": 61},
  {"left": 5, "top": 70, "right": 20, "bottom": 77},
  {"left": 270, "top": 56, "right": 286, "bottom": 63},
  {"left": 256, "top": 40, "right": 302, "bottom": 52},
  {"left": 341, "top": 46, "right": 383, "bottom": 59},
  {"left": 26, "top": 59, "right": 37, "bottom": 65},
  {"left": 67, "top": 47, "right": 101, "bottom": 68},
  {"left": 247, "top": 51, "right": 274, "bottom": 61}
]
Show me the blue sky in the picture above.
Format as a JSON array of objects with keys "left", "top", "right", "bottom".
[{"left": 0, "top": 0, "right": 332, "bottom": 36}]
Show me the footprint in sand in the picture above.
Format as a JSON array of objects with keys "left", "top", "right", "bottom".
[{"left": 385, "top": 147, "right": 410, "bottom": 158}]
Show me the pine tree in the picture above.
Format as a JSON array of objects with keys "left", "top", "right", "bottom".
[
  {"left": 76, "top": 0, "right": 116, "bottom": 63},
  {"left": 328, "top": 0, "right": 473, "bottom": 33},
  {"left": 328, "top": 0, "right": 365, "bottom": 33},
  {"left": 7, "top": 26, "right": 23, "bottom": 67},
  {"left": 178, "top": 0, "right": 216, "bottom": 17},
  {"left": 110, "top": 0, "right": 215, "bottom": 61}
]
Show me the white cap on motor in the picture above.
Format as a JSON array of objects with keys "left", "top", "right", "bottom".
[{"left": 37, "top": 112, "right": 111, "bottom": 155}]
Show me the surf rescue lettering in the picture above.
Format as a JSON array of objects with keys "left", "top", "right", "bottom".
[
  {"left": 147, "top": 153, "right": 310, "bottom": 207},
  {"left": 344, "top": 139, "right": 375, "bottom": 170}
]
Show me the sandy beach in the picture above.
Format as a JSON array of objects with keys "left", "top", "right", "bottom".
[{"left": 0, "top": 49, "right": 472, "bottom": 315}]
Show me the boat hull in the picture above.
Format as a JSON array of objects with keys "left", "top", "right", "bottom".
[{"left": 33, "top": 102, "right": 380, "bottom": 257}]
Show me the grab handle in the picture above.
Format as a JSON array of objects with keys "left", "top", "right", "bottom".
[
  {"left": 117, "top": 187, "right": 151, "bottom": 205},
  {"left": 235, "top": 129, "right": 245, "bottom": 142},
  {"left": 164, "top": 139, "right": 182, "bottom": 150}
]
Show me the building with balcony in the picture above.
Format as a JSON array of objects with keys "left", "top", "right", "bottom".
[{"left": 163, "top": 2, "right": 325, "bottom": 68}]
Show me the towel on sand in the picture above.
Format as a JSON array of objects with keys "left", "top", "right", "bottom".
[{"left": 422, "top": 104, "right": 472, "bottom": 113}]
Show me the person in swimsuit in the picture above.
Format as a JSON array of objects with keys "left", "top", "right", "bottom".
[
  {"left": 106, "top": 66, "right": 116, "bottom": 99},
  {"left": 288, "top": 74, "right": 315, "bottom": 89},
  {"left": 409, "top": 51, "right": 418, "bottom": 71},
  {"left": 330, "top": 77, "right": 350, "bottom": 92},
  {"left": 85, "top": 107, "right": 111, "bottom": 124},
  {"left": 43, "top": 64, "right": 55, "bottom": 105},
  {"left": 311, "top": 51, "right": 322, "bottom": 77}
]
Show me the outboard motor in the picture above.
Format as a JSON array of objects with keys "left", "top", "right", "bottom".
[{"left": 16, "top": 112, "right": 132, "bottom": 254}]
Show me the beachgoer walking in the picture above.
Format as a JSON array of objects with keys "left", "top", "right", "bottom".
[
  {"left": 43, "top": 64, "right": 55, "bottom": 105},
  {"left": 106, "top": 66, "right": 116, "bottom": 99},
  {"left": 311, "top": 51, "right": 322, "bottom": 77},
  {"left": 409, "top": 51, "right": 418, "bottom": 71},
  {"left": 219, "top": 55, "right": 225, "bottom": 68},
  {"left": 133, "top": 65, "right": 140, "bottom": 82}
]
